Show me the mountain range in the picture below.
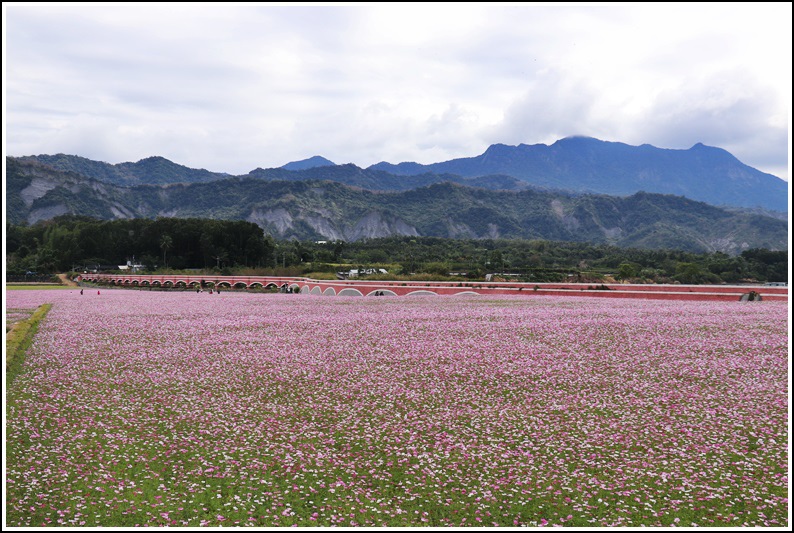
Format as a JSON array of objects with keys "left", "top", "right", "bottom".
[
  {"left": 16, "top": 136, "right": 788, "bottom": 212},
  {"left": 371, "top": 137, "right": 789, "bottom": 212},
  {"left": 6, "top": 146, "right": 788, "bottom": 255}
]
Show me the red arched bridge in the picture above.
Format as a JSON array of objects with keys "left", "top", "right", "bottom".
[{"left": 78, "top": 274, "right": 788, "bottom": 302}]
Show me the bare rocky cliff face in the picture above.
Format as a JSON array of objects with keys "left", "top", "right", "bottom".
[
  {"left": 345, "top": 211, "right": 419, "bottom": 240},
  {"left": 247, "top": 208, "right": 419, "bottom": 241},
  {"left": 9, "top": 159, "right": 189, "bottom": 224},
  {"left": 16, "top": 167, "right": 90, "bottom": 224},
  {"left": 19, "top": 176, "right": 60, "bottom": 207}
]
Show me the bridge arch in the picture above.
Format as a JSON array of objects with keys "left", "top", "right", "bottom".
[
  {"left": 289, "top": 283, "right": 302, "bottom": 293},
  {"left": 323, "top": 287, "right": 336, "bottom": 296},
  {"left": 152, "top": 281, "right": 161, "bottom": 287},
  {"left": 406, "top": 290, "right": 438, "bottom": 296},
  {"left": 249, "top": 282, "right": 264, "bottom": 289},
  {"left": 233, "top": 282, "right": 247, "bottom": 289},
  {"left": 310, "top": 286, "right": 323, "bottom": 295},
  {"left": 338, "top": 288, "right": 364, "bottom": 297},
  {"left": 217, "top": 281, "right": 232, "bottom": 289},
  {"left": 163, "top": 281, "right": 173, "bottom": 288},
  {"left": 453, "top": 291, "right": 480, "bottom": 296}
]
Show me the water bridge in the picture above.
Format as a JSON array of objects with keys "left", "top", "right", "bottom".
[{"left": 79, "top": 274, "right": 788, "bottom": 302}]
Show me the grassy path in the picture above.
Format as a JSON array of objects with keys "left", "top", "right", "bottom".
[{"left": 5, "top": 303, "right": 52, "bottom": 384}]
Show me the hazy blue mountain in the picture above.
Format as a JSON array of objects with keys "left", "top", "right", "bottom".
[
  {"left": 7, "top": 156, "right": 787, "bottom": 255},
  {"left": 245, "top": 164, "right": 533, "bottom": 192},
  {"left": 281, "top": 155, "right": 337, "bottom": 170},
  {"left": 369, "top": 136, "right": 789, "bottom": 212}
]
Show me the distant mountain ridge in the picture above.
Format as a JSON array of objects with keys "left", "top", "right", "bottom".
[
  {"left": 280, "top": 155, "right": 336, "bottom": 171},
  {"left": 6, "top": 156, "right": 787, "bottom": 255},
  {"left": 16, "top": 136, "right": 788, "bottom": 212},
  {"left": 15, "top": 153, "right": 232, "bottom": 187},
  {"left": 247, "top": 163, "right": 534, "bottom": 192},
  {"left": 370, "top": 136, "right": 789, "bottom": 212}
]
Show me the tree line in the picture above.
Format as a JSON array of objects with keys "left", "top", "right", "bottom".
[
  {"left": 5, "top": 216, "right": 788, "bottom": 284},
  {"left": 310, "top": 236, "right": 788, "bottom": 284},
  {"left": 6, "top": 216, "right": 274, "bottom": 274}
]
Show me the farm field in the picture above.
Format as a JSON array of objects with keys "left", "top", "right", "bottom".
[{"left": 5, "top": 289, "right": 789, "bottom": 527}]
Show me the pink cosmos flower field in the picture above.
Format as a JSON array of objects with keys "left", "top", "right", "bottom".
[{"left": 5, "top": 289, "right": 789, "bottom": 527}]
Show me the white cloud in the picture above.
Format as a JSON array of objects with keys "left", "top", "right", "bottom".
[{"left": 4, "top": 3, "right": 790, "bottom": 181}]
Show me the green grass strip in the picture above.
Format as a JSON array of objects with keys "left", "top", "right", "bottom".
[
  {"left": 6, "top": 284, "right": 73, "bottom": 290},
  {"left": 6, "top": 303, "right": 52, "bottom": 385}
]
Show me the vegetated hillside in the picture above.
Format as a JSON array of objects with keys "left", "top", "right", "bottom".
[
  {"left": 16, "top": 154, "right": 231, "bottom": 186},
  {"left": 370, "top": 136, "right": 790, "bottom": 212},
  {"left": 7, "top": 157, "right": 787, "bottom": 255}
]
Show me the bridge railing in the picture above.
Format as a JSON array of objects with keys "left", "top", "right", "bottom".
[{"left": 82, "top": 273, "right": 788, "bottom": 301}]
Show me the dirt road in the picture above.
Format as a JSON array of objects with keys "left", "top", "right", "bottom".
[{"left": 57, "top": 273, "right": 79, "bottom": 287}]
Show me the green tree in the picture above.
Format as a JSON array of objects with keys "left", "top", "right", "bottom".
[
  {"left": 160, "top": 234, "right": 173, "bottom": 268},
  {"left": 424, "top": 261, "right": 451, "bottom": 276},
  {"left": 616, "top": 262, "right": 640, "bottom": 281},
  {"left": 674, "top": 262, "right": 703, "bottom": 284},
  {"left": 489, "top": 250, "right": 504, "bottom": 271}
]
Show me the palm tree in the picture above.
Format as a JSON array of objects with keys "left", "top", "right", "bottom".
[{"left": 160, "top": 235, "right": 173, "bottom": 268}]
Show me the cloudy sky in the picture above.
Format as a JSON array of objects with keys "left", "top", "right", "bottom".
[{"left": 4, "top": 3, "right": 791, "bottom": 181}]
